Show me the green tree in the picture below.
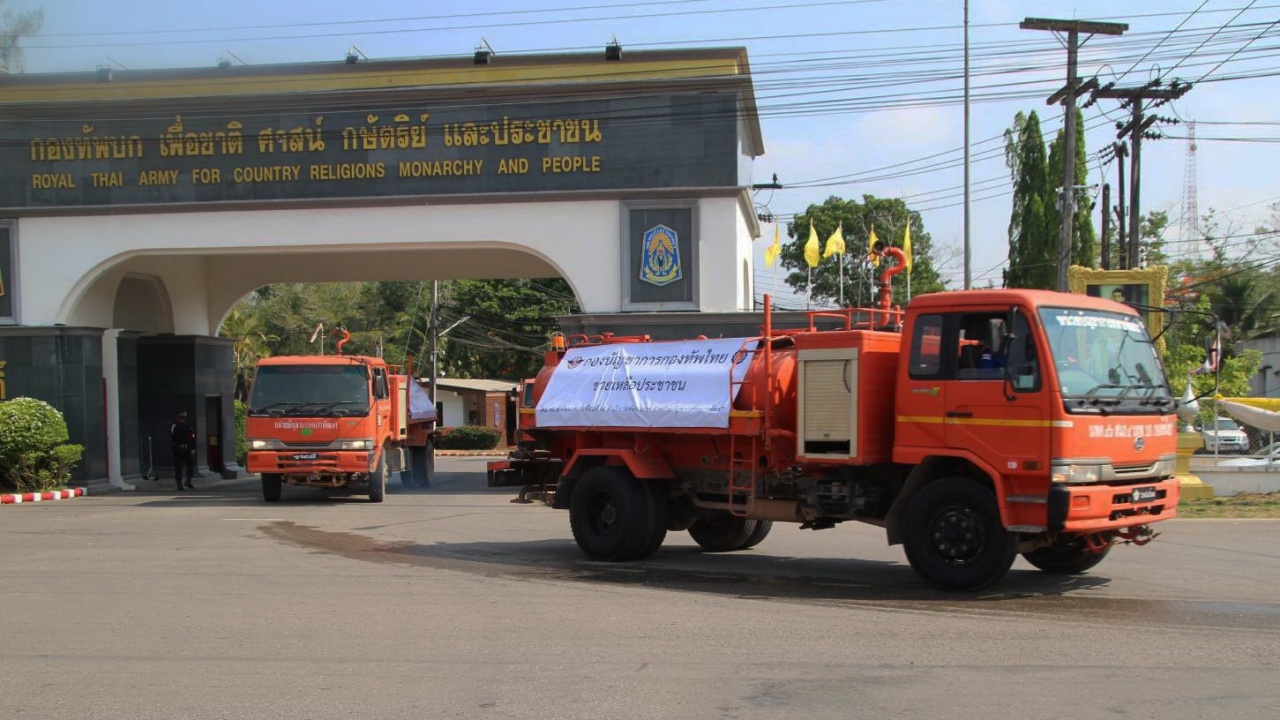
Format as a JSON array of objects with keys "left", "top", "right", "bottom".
[
  {"left": 226, "top": 278, "right": 579, "bottom": 383},
  {"left": 780, "top": 194, "right": 945, "bottom": 308},
  {"left": 217, "top": 306, "right": 278, "bottom": 401},
  {"left": 1, "top": 2, "right": 43, "bottom": 72},
  {"left": 1138, "top": 210, "right": 1172, "bottom": 267},
  {"left": 1046, "top": 112, "right": 1098, "bottom": 268},
  {"left": 440, "top": 278, "right": 579, "bottom": 380},
  {"left": 1003, "top": 111, "right": 1054, "bottom": 289}
]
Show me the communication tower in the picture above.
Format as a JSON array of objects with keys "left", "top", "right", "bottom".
[{"left": 1180, "top": 121, "right": 1199, "bottom": 257}]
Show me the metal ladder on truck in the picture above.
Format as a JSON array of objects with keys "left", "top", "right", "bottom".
[{"left": 726, "top": 335, "right": 768, "bottom": 518}]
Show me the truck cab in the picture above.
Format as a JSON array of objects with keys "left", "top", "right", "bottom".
[{"left": 894, "top": 290, "right": 1179, "bottom": 570}]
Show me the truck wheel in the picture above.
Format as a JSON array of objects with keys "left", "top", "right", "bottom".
[
  {"left": 369, "top": 449, "right": 387, "bottom": 503},
  {"left": 569, "top": 466, "right": 653, "bottom": 562},
  {"left": 1022, "top": 536, "right": 1112, "bottom": 574},
  {"left": 262, "top": 474, "right": 283, "bottom": 503},
  {"left": 903, "top": 478, "right": 1016, "bottom": 591},
  {"left": 688, "top": 516, "right": 756, "bottom": 552},
  {"left": 635, "top": 481, "right": 669, "bottom": 560},
  {"left": 740, "top": 520, "right": 773, "bottom": 549},
  {"left": 411, "top": 445, "right": 432, "bottom": 488}
]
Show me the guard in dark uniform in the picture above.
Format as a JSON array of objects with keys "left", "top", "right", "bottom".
[{"left": 171, "top": 410, "right": 196, "bottom": 490}]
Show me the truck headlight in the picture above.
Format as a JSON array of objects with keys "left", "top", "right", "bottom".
[
  {"left": 250, "top": 439, "right": 270, "bottom": 450},
  {"left": 1050, "top": 462, "right": 1104, "bottom": 484},
  {"left": 339, "top": 438, "right": 373, "bottom": 450},
  {"left": 1152, "top": 456, "right": 1177, "bottom": 478}
]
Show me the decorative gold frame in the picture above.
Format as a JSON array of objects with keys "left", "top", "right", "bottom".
[{"left": 1068, "top": 265, "right": 1167, "bottom": 341}]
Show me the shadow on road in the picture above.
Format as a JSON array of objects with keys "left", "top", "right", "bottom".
[{"left": 258, "top": 519, "right": 1130, "bottom": 615}]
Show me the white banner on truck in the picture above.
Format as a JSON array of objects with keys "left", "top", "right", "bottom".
[{"left": 536, "top": 338, "right": 756, "bottom": 428}]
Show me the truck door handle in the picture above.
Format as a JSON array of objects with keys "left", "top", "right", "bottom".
[{"left": 946, "top": 411, "right": 973, "bottom": 418}]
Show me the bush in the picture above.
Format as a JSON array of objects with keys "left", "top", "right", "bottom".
[
  {"left": 434, "top": 425, "right": 503, "bottom": 450},
  {"left": 0, "top": 397, "right": 84, "bottom": 492},
  {"left": 234, "top": 399, "right": 247, "bottom": 466}
]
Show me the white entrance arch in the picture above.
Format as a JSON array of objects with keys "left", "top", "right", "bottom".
[
  {"left": 35, "top": 197, "right": 752, "bottom": 333},
  {"left": 0, "top": 47, "right": 765, "bottom": 488}
]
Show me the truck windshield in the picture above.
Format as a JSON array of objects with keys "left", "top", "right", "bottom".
[
  {"left": 1040, "top": 307, "right": 1173, "bottom": 410},
  {"left": 247, "top": 365, "right": 371, "bottom": 417}
]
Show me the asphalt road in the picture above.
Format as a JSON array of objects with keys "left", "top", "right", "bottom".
[{"left": 2, "top": 458, "right": 1278, "bottom": 720}]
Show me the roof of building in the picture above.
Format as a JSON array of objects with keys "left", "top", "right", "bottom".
[{"left": 430, "top": 378, "right": 519, "bottom": 394}]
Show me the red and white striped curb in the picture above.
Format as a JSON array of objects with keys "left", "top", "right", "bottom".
[{"left": 0, "top": 488, "right": 87, "bottom": 505}]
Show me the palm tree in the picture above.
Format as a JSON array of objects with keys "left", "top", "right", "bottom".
[{"left": 218, "top": 308, "right": 277, "bottom": 401}]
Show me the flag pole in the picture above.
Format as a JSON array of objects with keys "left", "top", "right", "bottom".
[{"left": 838, "top": 252, "right": 845, "bottom": 307}]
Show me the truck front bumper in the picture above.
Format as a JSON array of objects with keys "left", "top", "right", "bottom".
[
  {"left": 1048, "top": 476, "right": 1181, "bottom": 533},
  {"left": 247, "top": 450, "right": 374, "bottom": 475}
]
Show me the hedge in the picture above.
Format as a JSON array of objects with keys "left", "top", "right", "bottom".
[
  {"left": 0, "top": 397, "right": 84, "bottom": 492},
  {"left": 434, "top": 425, "right": 503, "bottom": 450}
]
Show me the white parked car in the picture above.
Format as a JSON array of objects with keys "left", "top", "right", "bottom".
[
  {"left": 1219, "top": 441, "right": 1280, "bottom": 468},
  {"left": 1201, "top": 418, "right": 1249, "bottom": 454}
]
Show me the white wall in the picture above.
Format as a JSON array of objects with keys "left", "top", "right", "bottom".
[
  {"left": 696, "top": 196, "right": 757, "bottom": 313},
  {"left": 432, "top": 392, "right": 460, "bottom": 428}
]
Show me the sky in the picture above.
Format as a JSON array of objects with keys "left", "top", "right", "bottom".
[{"left": 8, "top": 0, "right": 1279, "bottom": 306}]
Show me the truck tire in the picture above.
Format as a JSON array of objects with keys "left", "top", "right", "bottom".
[
  {"left": 411, "top": 445, "right": 432, "bottom": 488},
  {"left": 262, "top": 473, "right": 283, "bottom": 503},
  {"left": 1022, "top": 536, "right": 1112, "bottom": 574},
  {"left": 902, "top": 478, "right": 1016, "bottom": 591},
  {"left": 740, "top": 520, "right": 773, "bottom": 549},
  {"left": 368, "top": 448, "right": 387, "bottom": 503},
  {"left": 569, "top": 466, "right": 655, "bottom": 562},
  {"left": 688, "top": 516, "right": 757, "bottom": 552},
  {"left": 635, "top": 481, "right": 669, "bottom": 560}
]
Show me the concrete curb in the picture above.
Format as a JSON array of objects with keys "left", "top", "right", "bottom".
[
  {"left": 435, "top": 450, "right": 512, "bottom": 457},
  {"left": 0, "top": 487, "right": 88, "bottom": 505}
]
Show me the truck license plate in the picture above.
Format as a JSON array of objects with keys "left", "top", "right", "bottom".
[
  {"left": 1131, "top": 486, "right": 1157, "bottom": 503},
  {"left": 291, "top": 453, "right": 319, "bottom": 461}
]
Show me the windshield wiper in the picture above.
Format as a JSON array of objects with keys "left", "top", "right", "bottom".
[
  {"left": 1080, "top": 383, "right": 1124, "bottom": 401},
  {"left": 248, "top": 401, "right": 305, "bottom": 415},
  {"left": 299, "top": 401, "right": 369, "bottom": 415}
]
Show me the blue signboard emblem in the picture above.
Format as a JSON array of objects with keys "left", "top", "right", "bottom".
[{"left": 639, "top": 224, "right": 681, "bottom": 287}]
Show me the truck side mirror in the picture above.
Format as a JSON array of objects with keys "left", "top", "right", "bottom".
[
  {"left": 374, "top": 375, "right": 388, "bottom": 399},
  {"left": 1001, "top": 306, "right": 1020, "bottom": 355}
]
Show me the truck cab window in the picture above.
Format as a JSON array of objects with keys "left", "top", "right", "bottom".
[
  {"left": 909, "top": 314, "right": 943, "bottom": 379},
  {"left": 956, "top": 313, "right": 1006, "bottom": 380}
]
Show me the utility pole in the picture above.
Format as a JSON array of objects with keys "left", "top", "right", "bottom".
[
  {"left": 1093, "top": 80, "right": 1191, "bottom": 269},
  {"left": 1114, "top": 141, "right": 1127, "bottom": 268},
  {"left": 428, "top": 280, "right": 439, "bottom": 406},
  {"left": 1021, "top": 17, "right": 1126, "bottom": 291},
  {"left": 963, "top": 0, "right": 971, "bottom": 289},
  {"left": 1100, "top": 182, "right": 1111, "bottom": 270}
]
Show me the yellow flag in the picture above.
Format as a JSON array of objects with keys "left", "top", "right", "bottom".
[
  {"left": 823, "top": 222, "right": 845, "bottom": 259},
  {"left": 804, "top": 219, "right": 820, "bottom": 268},
  {"left": 902, "top": 222, "right": 913, "bottom": 274},
  {"left": 867, "top": 225, "right": 881, "bottom": 267},
  {"left": 764, "top": 223, "right": 782, "bottom": 267}
]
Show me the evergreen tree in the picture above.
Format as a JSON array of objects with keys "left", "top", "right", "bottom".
[{"left": 1003, "top": 111, "right": 1054, "bottom": 289}]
